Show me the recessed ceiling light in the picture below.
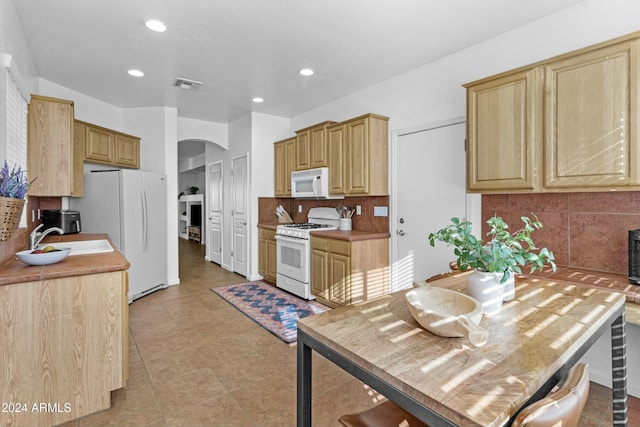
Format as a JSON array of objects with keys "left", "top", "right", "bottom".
[
  {"left": 145, "top": 20, "right": 166, "bottom": 32},
  {"left": 299, "top": 68, "right": 314, "bottom": 76},
  {"left": 128, "top": 69, "right": 144, "bottom": 77},
  {"left": 252, "top": 97, "right": 264, "bottom": 103}
]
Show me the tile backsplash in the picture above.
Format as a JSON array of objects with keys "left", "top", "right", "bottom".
[
  {"left": 482, "top": 192, "right": 640, "bottom": 275},
  {"left": 258, "top": 196, "right": 389, "bottom": 233}
]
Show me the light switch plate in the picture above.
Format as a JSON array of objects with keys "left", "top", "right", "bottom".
[
  {"left": 373, "top": 206, "right": 388, "bottom": 217},
  {"left": 356, "top": 205, "right": 361, "bottom": 215}
]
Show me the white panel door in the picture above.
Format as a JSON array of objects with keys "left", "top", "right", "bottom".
[
  {"left": 395, "top": 122, "right": 467, "bottom": 290},
  {"left": 207, "top": 161, "right": 223, "bottom": 265},
  {"left": 231, "top": 154, "right": 248, "bottom": 276}
]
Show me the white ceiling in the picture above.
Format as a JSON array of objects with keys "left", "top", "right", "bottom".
[{"left": 13, "top": 0, "right": 582, "bottom": 125}]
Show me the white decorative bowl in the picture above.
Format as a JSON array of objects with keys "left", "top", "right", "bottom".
[
  {"left": 16, "top": 248, "right": 71, "bottom": 266},
  {"left": 405, "top": 286, "right": 488, "bottom": 346}
]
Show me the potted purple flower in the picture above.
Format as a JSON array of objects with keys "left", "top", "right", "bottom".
[{"left": 0, "top": 161, "right": 33, "bottom": 241}]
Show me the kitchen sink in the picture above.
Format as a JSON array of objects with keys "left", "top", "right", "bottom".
[{"left": 37, "top": 239, "right": 114, "bottom": 256}]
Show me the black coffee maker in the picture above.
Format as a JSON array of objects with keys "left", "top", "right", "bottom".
[{"left": 41, "top": 209, "right": 81, "bottom": 234}]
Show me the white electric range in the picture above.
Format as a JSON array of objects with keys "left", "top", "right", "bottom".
[{"left": 275, "top": 207, "right": 340, "bottom": 300}]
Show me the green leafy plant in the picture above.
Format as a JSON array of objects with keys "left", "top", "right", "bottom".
[
  {"left": 189, "top": 186, "right": 199, "bottom": 194},
  {"left": 428, "top": 214, "right": 556, "bottom": 284},
  {"left": 0, "top": 161, "right": 33, "bottom": 199}
]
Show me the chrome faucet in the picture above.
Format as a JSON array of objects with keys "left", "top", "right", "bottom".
[{"left": 29, "top": 224, "right": 64, "bottom": 250}]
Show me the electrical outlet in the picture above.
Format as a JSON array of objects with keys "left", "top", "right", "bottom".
[
  {"left": 298, "top": 204, "right": 302, "bottom": 213},
  {"left": 356, "top": 205, "right": 361, "bottom": 215},
  {"left": 373, "top": 206, "right": 388, "bottom": 217}
]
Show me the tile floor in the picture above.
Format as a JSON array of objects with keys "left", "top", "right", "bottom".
[{"left": 61, "top": 239, "right": 639, "bottom": 427}]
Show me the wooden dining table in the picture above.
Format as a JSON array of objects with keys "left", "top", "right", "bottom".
[{"left": 297, "top": 274, "right": 628, "bottom": 426}]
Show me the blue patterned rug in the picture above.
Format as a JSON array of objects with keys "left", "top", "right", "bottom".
[{"left": 211, "top": 281, "right": 330, "bottom": 343}]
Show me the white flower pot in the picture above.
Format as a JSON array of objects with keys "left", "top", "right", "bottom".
[
  {"left": 465, "top": 271, "right": 505, "bottom": 315},
  {"left": 502, "top": 275, "right": 515, "bottom": 302}
]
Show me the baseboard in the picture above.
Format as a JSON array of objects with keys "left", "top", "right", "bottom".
[
  {"left": 588, "top": 366, "right": 640, "bottom": 398},
  {"left": 246, "top": 273, "right": 263, "bottom": 281},
  {"left": 579, "top": 325, "right": 640, "bottom": 398}
]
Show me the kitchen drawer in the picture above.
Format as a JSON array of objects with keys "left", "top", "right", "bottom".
[
  {"left": 311, "top": 237, "right": 329, "bottom": 251},
  {"left": 329, "top": 239, "right": 350, "bottom": 256}
]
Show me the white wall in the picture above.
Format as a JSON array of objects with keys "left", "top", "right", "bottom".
[
  {"left": 38, "top": 79, "right": 123, "bottom": 130},
  {"left": 290, "top": 0, "right": 640, "bottom": 134},
  {"left": 179, "top": 170, "right": 205, "bottom": 196},
  {"left": 123, "top": 107, "right": 169, "bottom": 173},
  {"left": 0, "top": 0, "right": 38, "bottom": 93},
  {"left": 177, "top": 116, "right": 228, "bottom": 150},
  {"left": 249, "top": 113, "right": 290, "bottom": 277}
]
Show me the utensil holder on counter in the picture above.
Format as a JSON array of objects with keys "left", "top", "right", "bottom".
[
  {"left": 275, "top": 204, "right": 293, "bottom": 223},
  {"left": 339, "top": 218, "right": 352, "bottom": 231},
  {"left": 278, "top": 213, "right": 293, "bottom": 223}
]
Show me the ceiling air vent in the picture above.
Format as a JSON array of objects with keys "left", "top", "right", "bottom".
[{"left": 173, "top": 77, "right": 203, "bottom": 90}]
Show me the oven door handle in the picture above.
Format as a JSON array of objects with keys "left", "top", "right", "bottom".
[{"left": 275, "top": 234, "right": 307, "bottom": 243}]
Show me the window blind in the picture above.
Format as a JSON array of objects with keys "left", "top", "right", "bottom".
[{"left": 4, "top": 67, "right": 29, "bottom": 227}]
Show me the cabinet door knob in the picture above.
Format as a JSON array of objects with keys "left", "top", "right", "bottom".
[{"left": 397, "top": 230, "right": 405, "bottom": 236}]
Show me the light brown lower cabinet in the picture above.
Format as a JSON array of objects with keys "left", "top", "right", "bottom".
[
  {"left": 310, "top": 236, "right": 389, "bottom": 307},
  {"left": 258, "top": 228, "right": 277, "bottom": 283},
  {"left": 0, "top": 271, "right": 128, "bottom": 427}
]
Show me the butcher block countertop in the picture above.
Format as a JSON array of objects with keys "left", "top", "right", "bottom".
[{"left": 0, "top": 233, "right": 129, "bottom": 286}]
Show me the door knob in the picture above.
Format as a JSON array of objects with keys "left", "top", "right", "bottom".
[{"left": 398, "top": 230, "right": 405, "bottom": 236}]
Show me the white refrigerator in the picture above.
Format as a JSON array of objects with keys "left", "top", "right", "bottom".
[{"left": 71, "top": 169, "right": 168, "bottom": 302}]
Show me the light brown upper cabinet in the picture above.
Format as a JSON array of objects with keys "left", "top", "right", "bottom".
[
  {"left": 115, "top": 133, "right": 140, "bottom": 168},
  {"left": 544, "top": 39, "right": 640, "bottom": 188},
  {"left": 78, "top": 120, "right": 140, "bottom": 169},
  {"left": 274, "top": 137, "right": 296, "bottom": 197},
  {"left": 465, "top": 68, "right": 542, "bottom": 192},
  {"left": 295, "top": 121, "right": 335, "bottom": 170},
  {"left": 83, "top": 121, "right": 114, "bottom": 163},
  {"left": 28, "top": 95, "right": 84, "bottom": 197},
  {"left": 327, "top": 113, "right": 389, "bottom": 196},
  {"left": 464, "top": 32, "right": 640, "bottom": 193}
]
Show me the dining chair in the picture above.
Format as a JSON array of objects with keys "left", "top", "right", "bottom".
[{"left": 337, "top": 363, "right": 589, "bottom": 427}]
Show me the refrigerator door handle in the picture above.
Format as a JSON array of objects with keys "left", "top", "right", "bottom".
[{"left": 141, "top": 189, "right": 149, "bottom": 252}]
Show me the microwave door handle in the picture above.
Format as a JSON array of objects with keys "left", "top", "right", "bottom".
[{"left": 312, "top": 176, "right": 320, "bottom": 195}]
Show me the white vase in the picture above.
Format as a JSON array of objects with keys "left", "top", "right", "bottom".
[
  {"left": 502, "top": 274, "right": 515, "bottom": 302},
  {"left": 465, "top": 271, "right": 505, "bottom": 315}
]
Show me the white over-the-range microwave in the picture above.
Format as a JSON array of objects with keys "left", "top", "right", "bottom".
[{"left": 291, "top": 167, "right": 344, "bottom": 199}]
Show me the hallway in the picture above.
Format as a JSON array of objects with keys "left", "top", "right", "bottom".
[{"left": 65, "top": 239, "right": 639, "bottom": 426}]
